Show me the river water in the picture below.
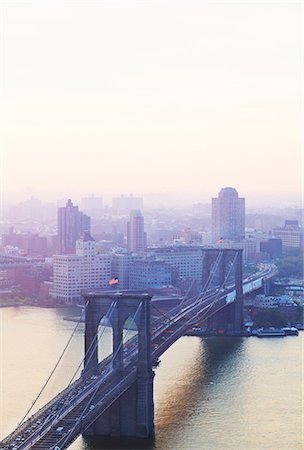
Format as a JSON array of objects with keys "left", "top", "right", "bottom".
[{"left": 0, "top": 306, "right": 302, "bottom": 450}]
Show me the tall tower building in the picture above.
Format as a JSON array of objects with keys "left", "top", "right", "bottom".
[
  {"left": 57, "top": 199, "right": 91, "bottom": 254},
  {"left": 127, "top": 210, "right": 146, "bottom": 253},
  {"left": 212, "top": 187, "right": 245, "bottom": 242}
]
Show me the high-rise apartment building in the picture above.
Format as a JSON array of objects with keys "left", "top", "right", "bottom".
[
  {"left": 57, "top": 199, "right": 91, "bottom": 254},
  {"left": 127, "top": 210, "right": 147, "bottom": 253},
  {"left": 212, "top": 187, "right": 245, "bottom": 242}
]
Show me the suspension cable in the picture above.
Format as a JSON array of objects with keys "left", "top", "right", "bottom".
[
  {"left": 20, "top": 301, "right": 117, "bottom": 446},
  {"left": 164, "top": 251, "right": 238, "bottom": 339},
  {"left": 182, "top": 251, "right": 239, "bottom": 328},
  {"left": 151, "top": 251, "right": 225, "bottom": 333},
  {"left": 58, "top": 301, "right": 143, "bottom": 449},
  {"left": 151, "top": 303, "right": 172, "bottom": 322},
  {"left": 47, "top": 301, "right": 117, "bottom": 425},
  {"left": 18, "top": 302, "right": 88, "bottom": 426},
  {"left": 15, "top": 251, "right": 240, "bottom": 447}
]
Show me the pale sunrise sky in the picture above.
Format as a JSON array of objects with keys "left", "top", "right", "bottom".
[{"left": 0, "top": 1, "right": 302, "bottom": 206}]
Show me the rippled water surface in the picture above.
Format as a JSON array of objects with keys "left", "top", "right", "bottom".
[{"left": 0, "top": 306, "right": 302, "bottom": 449}]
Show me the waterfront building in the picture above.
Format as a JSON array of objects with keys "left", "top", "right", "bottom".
[
  {"left": 111, "top": 252, "right": 143, "bottom": 289},
  {"left": 212, "top": 187, "right": 245, "bottom": 242},
  {"left": 57, "top": 199, "right": 91, "bottom": 254},
  {"left": 53, "top": 233, "right": 111, "bottom": 304},
  {"left": 152, "top": 246, "right": 204, "bottom": 292},
  {"left": 253, "top": 294, "right": 297, "bottom": 309},
  {"left": 127, "top": 210, "right": 147, "bottom": 253}
]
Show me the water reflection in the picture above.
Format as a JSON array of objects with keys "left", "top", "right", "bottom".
[
  {"left": 2, "top": 308, "right": 301, "bottom": 450},
  {"left": 153, "top": 337, "right": 245, "bottom": 450},
  {"left": 79, "top": 337, "right": 245, "bottom": 450}
]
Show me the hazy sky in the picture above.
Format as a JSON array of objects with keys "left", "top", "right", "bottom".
[{"left": 1, "top": 1, "right": 302, "bottom": 206}]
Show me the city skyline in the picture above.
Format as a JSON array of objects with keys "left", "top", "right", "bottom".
[
  {"left": 1, "top": 189, "right": 302, "bottom": 211},
  {"left": 1, "top": 1, "right": 302, "bottom": 207},
  {"left": 0, "top": 2, "right": 303, "bottom": 450}
]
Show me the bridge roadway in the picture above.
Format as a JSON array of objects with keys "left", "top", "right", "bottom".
[{"left": 0, "top": 264, "right": 277, "bottom": 450}]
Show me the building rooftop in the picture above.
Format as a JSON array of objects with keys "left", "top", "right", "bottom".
[{"left": 218, "top": 187, "right": 239, "bottom": 198}]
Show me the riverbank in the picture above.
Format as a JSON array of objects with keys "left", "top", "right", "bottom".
[{"left": 185, "top": 327, "right": 302, "bottom": 338}]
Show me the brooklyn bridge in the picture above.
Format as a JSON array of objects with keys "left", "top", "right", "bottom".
[{"left": 0, "top": 248, "right": 277, "bottom": 450}]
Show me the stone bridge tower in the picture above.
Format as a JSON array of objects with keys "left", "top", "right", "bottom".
[{"left": 83, "top": 292, "right": 154, "bottom": 439}]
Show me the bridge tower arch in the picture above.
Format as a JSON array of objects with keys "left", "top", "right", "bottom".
[
  {"left": 83, "top": 292, "right": 155, "bottom": 440},
  {"left": 203, "top": 249, "right": 244, "bottom": 332}
]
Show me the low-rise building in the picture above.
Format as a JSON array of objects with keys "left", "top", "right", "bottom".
[{"left": 253, "top": 294, "right": 296, "bottom": 309}]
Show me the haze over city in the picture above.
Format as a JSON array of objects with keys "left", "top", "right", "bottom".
[
  {"left": 0, "top": 2, "right": 303, "bottom": 450},
  {"left": 1, "top": 1, "right": 302, "bottom": 208}
]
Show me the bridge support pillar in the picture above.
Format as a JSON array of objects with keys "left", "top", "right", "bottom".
[
  {"left": 204, "top": 249, "right": 244, "bottom": 333},
  {"left": 219, "top": 252, "right": 226, "bottom": 287},
  {"left": 234, "top": 250, "right": 244, "bottom": 331},
  {"left": 84, "top": 301, "right": 99, "bottom": 372},
  {"left": 202, "top": 250, "right": 212, "bottom": 289},
  {"left": 83, "top": 293, "right": 155, "bottom": 440},
  {"left": 84, "top": 371, "right": 155, "bottom": 439},
  {"left": 263, "top": 278, "right": 272, "bottom": 296},
  {"left": 112, "top": 315, "right": 124, "bottom": 371}
]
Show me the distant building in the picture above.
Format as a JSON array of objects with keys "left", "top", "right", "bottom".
[
  {"left": 212, "top": 187, "right": 245, "bottom": 242},
  {"left": 272, "top": 220, "right": 303, "bottom": 250},
  {"left": 127, "top": 210, "right": 147, "bottom": 253},
  {"left": 129, "top": 259, "right": 172, "bottom": 290},
  {"left": 81, "top": 195, "right": 103, "bottom": 218},
  {"left": 53, "top": 233, "right": 111, "bottom": 304},
  {"left": 214, "top": 238, "right": 260, "bottom": 263},
  {"left": 12, "top": 262, "right": 52, "bottom": 297},
  {"left": 1, "top": 228, "right": 47, "bottom": 257},
  {"left": 239, "top": 239, "right": 260, "bottom": 262},
  {"left": 246, "top": 214, "right": 284, "bottom": 233},
  {"left": 57, "top": 199, "right": 91, "bottom": 254},
  {"left": 112, "top": 194, "right": 143, "bottom": 213}
]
